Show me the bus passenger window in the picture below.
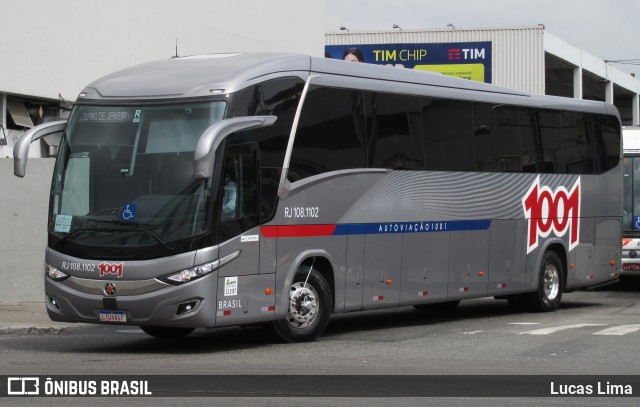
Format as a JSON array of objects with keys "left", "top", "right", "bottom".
[
  {"left": 365, "top": 92, "right": 423, "bottom": 170},
  {"left": 519, "top": 108, "right": 540, "bottom": 173},
  {"left": 536, "top": 110, "right": 564, "bottom": 173},
  {"left": 561, "top": 112, "right": 594, "bottom": 174},
  {"left": 291, "top": 86, "right": 366, "bottom": 180},
  {"left": 597, "top": 115, "right": 621, "bottom": 172},
  {"left": 423, "top": 98, "right": 474, "bottom": 171},
  {"left": 473, "top": 103, "right": 521, "bottom": 172}
]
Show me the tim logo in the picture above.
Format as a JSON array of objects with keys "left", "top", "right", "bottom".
[
  {"left": 448, "top": 48, "right": 486, "bottom": 61},
  {"left": 448, "top": 48, "right": 461, "bottom": 60},
  {"left": 99, "top": 262, "right": 124, "bottom": 278},
  {"left": 522, "top": 176, "right": 581, "bottom": 254}
]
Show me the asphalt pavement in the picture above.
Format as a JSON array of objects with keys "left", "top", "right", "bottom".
[{"left": 0, "top": 302, "right": 84, "bottom": 335}]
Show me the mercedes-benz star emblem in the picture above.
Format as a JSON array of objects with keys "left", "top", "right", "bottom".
[{"left": 104, "top": 282, "right": 117, "bottom": 296}]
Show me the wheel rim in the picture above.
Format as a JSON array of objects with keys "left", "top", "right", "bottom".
[
  {"left": 286, "top": 282, "right": 319, "bottom": 329},
  {"left": 543, "top": 263, "right": 560, "bottom": 301}
]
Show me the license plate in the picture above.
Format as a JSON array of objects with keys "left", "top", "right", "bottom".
[
  {"left": 99, "top": 310, "right": 127, "bottom": 323},
  {"left": 622, "top": 263, "right": 640, "bottom": 271}
]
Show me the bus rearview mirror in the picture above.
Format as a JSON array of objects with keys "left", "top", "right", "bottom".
[
  {"left": 13, "top": 120, "right": 67, "bottom": 178},
  {"left": 194, "top": 116, "right": 276, "bottom": 179}
]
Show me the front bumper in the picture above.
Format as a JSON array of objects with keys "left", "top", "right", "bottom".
[{"left": 45, "top": 273, "right": 218, "bottom": 328}]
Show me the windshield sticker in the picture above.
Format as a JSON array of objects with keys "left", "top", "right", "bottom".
[
  {"left": 224, "top": 277, "right": 238, "bottom": 296},
  {"left": 54, "top": 214, "right": 72, "bottom": 233},
  {"left": 119, "top": 204, "right": 137, "bottom": 222}
]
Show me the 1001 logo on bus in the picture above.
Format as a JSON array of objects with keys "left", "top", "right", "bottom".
[
  {"left": 99, "top": 262, "right": 124, "bottom": 278},
  {"left": 522, "top": 176, "right": 581, "bottom": 254}
]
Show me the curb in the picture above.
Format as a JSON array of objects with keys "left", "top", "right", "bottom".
[
  {"left": 0, "top": 326, "right": 68, "bottom": 335},
  {"left": 0, "top": 302, "right": 87, "bottom": 335},
  {"left": 0, "top": 324, "right": 85, "bottom": 335}
]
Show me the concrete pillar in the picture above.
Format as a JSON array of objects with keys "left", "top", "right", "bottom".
[
  {"left": 1, "top": 94, "right": 8, "bottom": 157},
  {"left": 605, "top": 81, "right": 614, "bottom": 104},
  {"left": 1, "top": 93, "right": 6, "bottom": 128},
  {"left": 573, "top": 66, "right": 583, "bottom": 99},
  {"left": 633, "top": 94, "right": 639, "bottom": 126}
]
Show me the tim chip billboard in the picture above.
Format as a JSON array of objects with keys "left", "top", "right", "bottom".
[{"left": 325, "top": 41, "right": 492, "bottom": 83}]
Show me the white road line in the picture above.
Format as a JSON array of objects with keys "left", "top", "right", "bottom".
[
  {"left": 462, "top": 330, "right": 484, "bottom": 335},
  {"left": 508, "top": 322, "right": 541, "bottom": 325},
  {"left": 520, "top": 323, "right": 606, "bottom": 335},
  {"left": 592, "top": 324, "right": 640, "bottom": 336}
]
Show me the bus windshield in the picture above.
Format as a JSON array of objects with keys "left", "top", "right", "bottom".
[
  {"left": 49, "top": 102, "right": 226, "bottom": 256},
  {"left": 623, "top": 156, "right": 640, "bottom": 233}
]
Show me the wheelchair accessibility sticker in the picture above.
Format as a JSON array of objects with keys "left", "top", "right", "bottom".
[
  {"left": 120, "top": 204, "right": 137, "bottom": 222},
  {"left": 634, "top": 216, "right": 640, "bottom": 230}
]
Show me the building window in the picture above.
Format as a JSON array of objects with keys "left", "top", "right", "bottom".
[{"left": 6, "top": 98, "right": 34, "bottom": 129}]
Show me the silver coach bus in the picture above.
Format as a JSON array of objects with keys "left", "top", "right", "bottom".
[{"left": 14, "top": 53, "right": 622, "bottom": 341}]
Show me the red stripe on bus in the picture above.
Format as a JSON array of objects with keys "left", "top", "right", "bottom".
[{"left": 261, "top": 224, "right": 336, "bottom": 238}]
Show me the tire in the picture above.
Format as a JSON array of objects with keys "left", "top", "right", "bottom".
[
  {"left": 140, "top": 326, "right": 195, "bottom": 339},
  {"left": 525, "top": 250, "right": 564, "bottom": 312},
  {"left": 413, "top": 300, "right": 460, "bottom": 311},
  {"left": 272, "top": 266, "right": 332, "bottom": 343}
]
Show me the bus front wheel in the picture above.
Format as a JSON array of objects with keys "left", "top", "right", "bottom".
[{"left": 272, "top": 266, "right": 332, "bottom": 342}]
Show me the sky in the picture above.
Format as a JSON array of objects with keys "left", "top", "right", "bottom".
[{"left": 325, "top": 0, "right": 640, "bottom": 76}]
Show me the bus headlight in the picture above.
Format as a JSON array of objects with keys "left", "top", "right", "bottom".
[
  {"left": 45, "top": 263, "right": 70, "bottom": 281},
  {"left": 159, "top": 260, "right": 219, "bottom": 285}
]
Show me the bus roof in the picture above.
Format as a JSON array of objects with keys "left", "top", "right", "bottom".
[{"left": 77, "top": 52, "right": 615, "bottom": 116}]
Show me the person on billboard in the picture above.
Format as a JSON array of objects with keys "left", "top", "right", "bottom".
[{"left": 342, "top": 47, "right": 364, "bottom": 63}]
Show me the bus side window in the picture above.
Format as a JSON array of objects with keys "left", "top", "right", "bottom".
[
  {"left": 473, "top": 103, "right": 521, "bottom": 172},
  {"left": 365, "top": 92, "right": 423, "bottom": 170},
  {"left": 291, "top": 86, "right": 366, "bottom": 180},
  {"left": 561, "top": 112, "right": 595, "bottom": 174},
  {"left": 423, "top": 98, "right": 475, "bottom": 171},
  {"left": 595, "top": 114, "right": 621, "bottom": 172},
  {"left": 219, "top": 143, "right": 260, "bottom": 241},
  {"left": 520, "top": 108, "right": 543, "bottom": 173}
]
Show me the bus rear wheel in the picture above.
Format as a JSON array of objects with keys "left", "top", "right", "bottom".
[
  {"left": 272, "top": 266, "right": 332, "bottom": 343},
  {"left": 525, "top": 250, "right": 564, "bottom": 312},
  {"left": 140, "top": 326, "right": 195, "bottom": 339}
]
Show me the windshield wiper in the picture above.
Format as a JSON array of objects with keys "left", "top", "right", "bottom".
[
  {"left": 86, "top": 218, "right": 175, "bottom": 253},
  {"left": 54, "top": 227, "right": 116, "bottom": 246}
]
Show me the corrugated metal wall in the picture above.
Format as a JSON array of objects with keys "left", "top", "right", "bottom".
[{"left": 326, "top": 26, "right": 545, "bottom": 95}]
